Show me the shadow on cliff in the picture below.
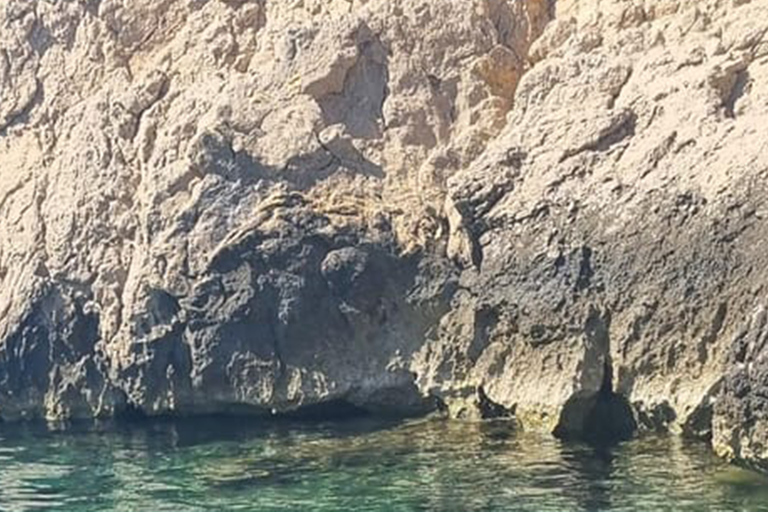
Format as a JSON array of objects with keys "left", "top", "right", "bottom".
[{"left": 553, "top": 361, "right": 638, "bottom": 446}]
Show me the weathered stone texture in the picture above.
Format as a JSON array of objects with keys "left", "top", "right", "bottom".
[{"left": 1, "top": 0, "right": 768, "bottom": 469}]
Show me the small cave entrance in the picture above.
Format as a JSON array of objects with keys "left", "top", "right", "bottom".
[
  {"left": 271, "top": 399, "right": 373, "bottom": 422},
  {"left": 553, "top": 361, "right": 637, "bottom": 445},
  {"left": 119, "top": 400, "right": 149, "bottom": 422},
  {"left": 477, "top": 386, "right": 514, "bottom": 420}
]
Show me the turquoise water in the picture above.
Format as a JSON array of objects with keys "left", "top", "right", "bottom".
[{"left": 0, "top": 416, "right": 767, "bottom": 512}]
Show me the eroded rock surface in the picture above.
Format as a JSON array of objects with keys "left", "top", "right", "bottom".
[{"left": 1, "top": 0, "right": 768, "bottom": 469}]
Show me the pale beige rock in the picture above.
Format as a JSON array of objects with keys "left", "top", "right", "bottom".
[
  {"left": 0, "top": 0, "right": 548, "bottom": 419},
  {"left": 438, "top": 0, "right": 768, "bottom": 454},
  {"left": 1, "top": 0, "right": 768, "bottom": 470}
]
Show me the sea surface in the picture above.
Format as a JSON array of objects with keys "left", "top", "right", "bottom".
[{"left": 0, "top": 416, "right": 767, "bottom": 512}]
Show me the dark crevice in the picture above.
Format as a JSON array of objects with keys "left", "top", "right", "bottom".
[
  {"left": 599, "top": 359, "right": 613, "bottom": 395},
  {"left": 278, "top": 400, "right": 370, "bottom": 421},
  {"left": 682, "top": 380, "right": 720, "bottom": 441},
  {"left": 119, "top": 402, "right": 149, "bottom": 422},
  {"left": 477, "top": 386, "right": 513, "bottom": 419},
  {"left": 469, "top": 230, "right": 484, "bottom": 269},
  {"left": 554, "top": 359, "right": 637, "bottom": 445},
  {"left": 432, "top": 394, "right": 449, "bottom": 414},
  {"left": 559, "top": 111, "right": 637, "bottom": 163},
  {"left": 724, "top": 69, "right": 750, "bottom": 119},
  {"left": 469, "top": 308, "right": 499, "bottom": 362},
  {"left": 575, "top": 246, "right": 594, "bottom": 291}
]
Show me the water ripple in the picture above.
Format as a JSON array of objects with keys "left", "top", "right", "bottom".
[{"left": 0, "top": 418, "right": 768, "bottom": 512}]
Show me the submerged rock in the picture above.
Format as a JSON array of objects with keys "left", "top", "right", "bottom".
[{"left": 1, "top": 0, "right": 768, "bottom": 470}]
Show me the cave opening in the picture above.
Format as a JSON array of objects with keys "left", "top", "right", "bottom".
[
  {"left": 553, "top": 360, "right": 637, "bottom": 445},
  {"left": 279, "top": 399, "right": 371, "bottom": 421}
]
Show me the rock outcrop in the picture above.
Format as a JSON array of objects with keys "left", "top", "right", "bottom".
[{"left": 1, "top": 0, "right": 768, "bottom": 470}]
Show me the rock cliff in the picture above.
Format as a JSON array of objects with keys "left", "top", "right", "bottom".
[{"left": 1, "top": 0, "right": 768, "bottom": 470}]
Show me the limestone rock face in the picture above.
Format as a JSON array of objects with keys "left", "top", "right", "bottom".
[
  {"left": 0, "top": 0, "right": 547, "bottom": 420},
  {"left": 1, "top": 0, "right": 768, "bottom": 469},
  {"left": 432, "top": 0, "right": 768, "bottom": 444}
]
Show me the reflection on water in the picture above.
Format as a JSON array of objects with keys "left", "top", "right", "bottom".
[{"left": 0, "top": 416, "right": 767, "bottom": 512}]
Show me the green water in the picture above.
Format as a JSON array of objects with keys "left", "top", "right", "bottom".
[{"left": 0, "top": 417, "right": 767, "bottom": 512}]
